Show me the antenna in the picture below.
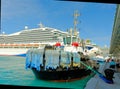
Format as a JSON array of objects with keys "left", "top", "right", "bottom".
[
  {"left": 38, "top": 22, "right": 44, "bottom": 28},
  {"left": 73, "top": 10, "right": 80, "bottom": 36}
]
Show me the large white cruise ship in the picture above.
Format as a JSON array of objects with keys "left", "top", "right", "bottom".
[
  {"left": 0, "top": 23, "right": 72, "bottom": 56},
  {"left": 0, "top": 20, "right": 82, "bottom": 56}
]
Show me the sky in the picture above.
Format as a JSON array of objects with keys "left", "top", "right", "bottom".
[{"left": 1, "top": 0, "right": 117, "bottom": 48}]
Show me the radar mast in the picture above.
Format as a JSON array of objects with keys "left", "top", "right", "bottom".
[
  {"left": 73, "top": 10, "right": 80, "bottom": 36},
  {"left": 38, "top": 22, "right": 44, "bottom": 28}
]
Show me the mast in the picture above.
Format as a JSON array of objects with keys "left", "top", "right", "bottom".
[
  {"left": 73, "top": 10, "right": 80, "bottom": 42},
  {"left": 38, "top": 22, "right": 44, "bottom": 28},
  {"left": 73, "top": 10, "right": 80, "bottom": 36}
]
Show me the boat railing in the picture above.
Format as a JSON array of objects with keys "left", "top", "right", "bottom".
[{"left": 0, "top": 43, "right": 40, "bottom": 48}]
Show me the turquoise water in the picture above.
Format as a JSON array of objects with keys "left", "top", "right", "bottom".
[{"left": 0, "top": 56, "right": 95, "bottom": 89}]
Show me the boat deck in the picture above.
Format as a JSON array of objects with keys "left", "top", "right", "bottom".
[{"left": 85, "top": 62, "right": 120, "bottom": 89}]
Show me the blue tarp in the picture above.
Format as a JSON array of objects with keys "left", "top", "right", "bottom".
[
  {"left": 45, "top": 50, "right": 59, "bottom": 69},
  {"left": 25, "top": 49, "right": 81, "bottom": 71},
  {"left": 61, "top": 51, "right": 70, "bottom": 64},
  {"left": 25, "top": 49, "right": 43, "bottom": 71},
  {"left": 73, "top": 52, "right": 80, "bottom": 63}
]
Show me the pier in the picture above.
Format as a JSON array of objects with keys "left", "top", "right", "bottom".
[
  {"left": 85, "top": 4, "right": 120, "bottom": 89},
  {"left": 84, "top": 62, "right": 120, "bottom": 89}
]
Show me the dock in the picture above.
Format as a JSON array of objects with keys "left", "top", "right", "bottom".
[{"left": 84, "top": 62, "right": 120, "bottom": 89}]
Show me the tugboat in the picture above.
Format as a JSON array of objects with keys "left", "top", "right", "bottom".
[
  {"left": 25, "top": 10, "right": 99, "bottom": 82},
  {"left": 25, "top": 44, "right": 98, "bottom": 81}
]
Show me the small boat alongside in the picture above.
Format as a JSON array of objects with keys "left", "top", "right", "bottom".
[{"left": 25, "top": 45, "right": 99, "bottom": 82}]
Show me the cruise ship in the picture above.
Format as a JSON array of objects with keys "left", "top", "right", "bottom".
[
  {"left": 0, "top": 23, "right": 80, "bottom": 56},
  {"left": 0, "top": 24, "right": 65, "bottom": 56}
]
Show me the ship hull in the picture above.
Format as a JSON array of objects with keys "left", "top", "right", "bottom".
[
  {"left": 32, "top": 68, "right": 92, "bottom": 81},
  {"left": 0, "top": 48, "right": 28, "bottom": 57}
]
